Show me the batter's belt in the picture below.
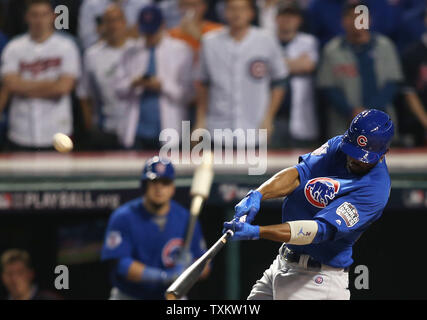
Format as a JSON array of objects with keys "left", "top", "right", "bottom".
[{"left": 279, "top": 244, "right": 349, "bottom": 273}]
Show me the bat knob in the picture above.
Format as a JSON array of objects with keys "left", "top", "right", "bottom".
[{"left": 165, "top": 292, "right": 178, "bottom": 300}]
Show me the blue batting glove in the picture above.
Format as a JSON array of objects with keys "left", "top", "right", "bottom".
[
  {"left": 234, "top": 190, "right": 262, "bottom": 224},
  {"left": 222, "top": 220, "right": 260, "bottom": 241}
]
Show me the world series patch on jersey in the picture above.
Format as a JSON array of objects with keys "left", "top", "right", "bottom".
[{"left": 336, "top": 202, "right": 359, "bottom": 228}]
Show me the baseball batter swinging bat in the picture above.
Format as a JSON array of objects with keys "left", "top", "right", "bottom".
[{"left": 165, "top": 229, "right": 234, "bottom": 300}]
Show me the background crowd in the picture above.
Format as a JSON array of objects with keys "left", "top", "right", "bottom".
[{"left": 0, "top": 0, "right": 426, "bottom": 152}]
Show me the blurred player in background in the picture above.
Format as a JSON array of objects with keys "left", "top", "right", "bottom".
[
  {"left": 101, "top": 157, "right": 209, "bottom": 300},
  {"left": 78, "top": 4, "right": 137, "bottom": 150},
  {"left": 1, "top": 249, "right": 60, "bottom": 300},
  {"left": 223, "top": 109, "right": 394, "bottom": 300},
  {"left": 0, "top": 0, "right": 80, "bottom": 151},
  {"left": 195, "top": 0, "right": 288, "bottom": 147}
]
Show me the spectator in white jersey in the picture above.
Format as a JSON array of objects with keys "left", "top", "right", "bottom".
[
  {"left": 195, "top": 0, "right": 288, "bottom": 148},
  {"left": 114, "top": 5, "right": 194, "bottom": 149},
  {"left": 0, "top": 0, "right": 80, "bottom": 151},
  {"left": 77, "top": 4, "right": 137, "bottom": 150},
  {"left": 272, "top": 3, "right": 318, "bottom": 148}
]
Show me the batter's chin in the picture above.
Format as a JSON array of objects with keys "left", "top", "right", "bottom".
[{"left": 346, "top": 163, "right": 370, "bottom": 176}]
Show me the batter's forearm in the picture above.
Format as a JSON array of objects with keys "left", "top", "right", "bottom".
[
  {"left": 260, "top": 220, "right": 321, "bottom": 244},
  {"left": 259, "top": 223, "right": 291, "bottom": 243},
  {"left": 257, "top": 167, "right": 300, "bottom": 200}
]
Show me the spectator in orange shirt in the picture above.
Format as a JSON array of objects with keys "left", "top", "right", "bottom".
[{"left": 169, "top": 0, "right": 223, "bottom": 58}]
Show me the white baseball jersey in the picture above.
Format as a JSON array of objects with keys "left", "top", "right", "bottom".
[
  {"left": 78, "top": 0, "right": 152, "bottom": 49},
  {"left": 1, "top": 32, "right": 81, "bottom": 147},
  {"left": 198, "top": 27, "right": 288, "bottom": 145},
  {"left": 113, "top": 34, "right": 194, "bottom": 148},
  {"left": 77, "top": 38, "right": 137, "bottom": 137},
  {"left": 281, "top": 32, "right": 319, "bottom": 141}
]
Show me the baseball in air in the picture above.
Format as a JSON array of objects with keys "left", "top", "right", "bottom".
[{"left": 53, "top": 133, "right": 73, "bottom": 153}]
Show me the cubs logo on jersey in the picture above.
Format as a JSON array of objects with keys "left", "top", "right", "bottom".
[
  {"left": 161, "top": 238, "right": 184, "bottom": 267},
  {"left": 304, "top": 177, "right": 340, "bottom": 208},
  {"left": 248, "top": 59, "right": 268, "bottom": 80}
]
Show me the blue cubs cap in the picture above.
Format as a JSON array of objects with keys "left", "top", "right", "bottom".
[
  {"left": 340, "top": 109, "right": 394, "bottom": 164},
  {"left": 141, "top": 156, "right": 175, "bottom": 182},
  {"left": 138, "top": 5, "right": 163, "bottom": 35}
]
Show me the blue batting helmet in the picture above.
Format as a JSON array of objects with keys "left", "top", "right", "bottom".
[
  {"left": 141, "top": 156, "right": 175, "bottom": 182},
  {"left": 340, "top": 109, "right": 394, "bottom": 164}
]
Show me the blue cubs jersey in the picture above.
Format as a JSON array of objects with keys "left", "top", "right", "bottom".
[
  {"left": 101, "top": 197, "right": 207, "bottom": 299},
  {"left": 283, "top": 135, "right": 391, "bottom": 268}
]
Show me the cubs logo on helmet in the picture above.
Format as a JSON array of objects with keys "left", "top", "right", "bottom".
[
  {"left": 357, "top": 135, "right": 368, "bottom": 147},
  {"left": 162, "top": 238, "right": 184, "bottom": 267},
  {"left": 304, "top": 178, "right": 340, "bottom": 208},
  {"left": 340, "top": 109, "right": 394, "bottom": 164},
  {"left": 155, "top": 162, "right": 166, "bottom": 174}
]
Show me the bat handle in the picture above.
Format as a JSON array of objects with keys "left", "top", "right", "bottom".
[
  {"left": 225, "top": 229, "right": 234, "bottom": 238},
  {"left": 222, "top": 215, "right": 245, "bottom": 240}
]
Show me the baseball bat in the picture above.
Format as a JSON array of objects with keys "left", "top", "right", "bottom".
[
  {"left": 183, "top": 152, "right": 214, "bottom": 251},
  {"left": 165, "top": 229, "right": 234, "bottom": 300}
]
